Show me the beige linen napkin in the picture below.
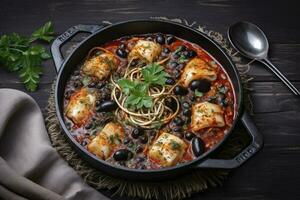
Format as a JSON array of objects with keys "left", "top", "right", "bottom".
[{"left": 0, "top": 89, "right": 109, "bottom": 200}]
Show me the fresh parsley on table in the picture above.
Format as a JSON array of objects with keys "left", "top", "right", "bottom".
[{"left": 0, "top": 21, "right": 55, "bottom": 91}]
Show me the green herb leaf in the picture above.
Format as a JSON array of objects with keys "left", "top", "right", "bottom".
[
  {"left": 0, "top": 21, "right": 54, "bottom": 91},
  {"left": 210, "top": 60, "right": 217, "bottom": 68},
  {"left": 31, "top": 21, "right": 54, "bottom": 42},
  {"left": 0, "top": 33, "right": 30, "bottom": 71},
  {"left": 170, "top": 140, "right": 181, "bottom": 150},
  {"left": 117, "top": 63, "right": 169, "bottom": 110},
  {"left": 141, "top": 63, "right": 169, "bottom": 86},
  {"left": 218, "top": 85, "right": 227, "bottom": 94},
  {"left": 118, "top": 78, "right": 152, "bottom": 110},
  {"left": 178, "top": 54, "right": 188, "bottom": 63},
  {"left": 118, "top": 79, "right": 139, "bottom": 95},
  {"left": 195, "top": 90, "right": 203, "bottom": 97},
  {"left": 18, "top": 54, "right": 43, "bottom": 91},
  {"left": 173, "top": 46, "right": 182, "bottom": 55},
  {"left": 82, "top": 76, "right": 91, "bottom": 86}
]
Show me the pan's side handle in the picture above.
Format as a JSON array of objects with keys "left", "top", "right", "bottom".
[
  {"left": 51, "top": 24, "right": 104, "bottom": 73},
  {"left": 195, "top": 111, "right": 263, "bottom": 169}
]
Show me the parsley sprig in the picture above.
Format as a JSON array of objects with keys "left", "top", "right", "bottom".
[
  {"left": 118, "top": 79, "right": 152, "bottom": 109},
  {"left": 118, "top": 63, "right": 170, "bottom": 110},
  {"left": 141, "top": 63, "right": 169, "bottom": 85},
  {"left": 0, "top": 21, "right": 54, "bottom": 91}
]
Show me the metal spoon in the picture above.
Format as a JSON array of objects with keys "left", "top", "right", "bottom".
[{"left": 228, "top": 21, "right": 300, "bottom": 95}]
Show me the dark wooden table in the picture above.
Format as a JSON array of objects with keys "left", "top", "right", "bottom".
[{"left": 1, "top": 0, "right": 300, "bottom": 199}]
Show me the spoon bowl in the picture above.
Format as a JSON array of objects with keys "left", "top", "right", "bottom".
[
  {"left": 228, "top": 21, "right": 269, "bottom": 59},
  {"left": 228, "top": 21, "right": 300, "bottom": 95}
]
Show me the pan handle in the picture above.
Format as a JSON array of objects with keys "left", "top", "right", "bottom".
[
  {"left": 195, "top": 111, "right": 263, "bottom": 169},
  {"left": 51, "top": 24, "right": 104, "bottom": 73}
]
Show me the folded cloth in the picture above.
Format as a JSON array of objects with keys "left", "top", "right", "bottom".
[{"left": 0, "top": 89, "right": 109, "bottom": 200}]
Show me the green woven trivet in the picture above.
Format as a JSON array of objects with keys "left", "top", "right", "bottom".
[{"left": 45, "top": 17, "right": 252, "bottom": 200}]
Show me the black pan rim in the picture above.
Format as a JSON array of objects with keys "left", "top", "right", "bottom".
[{"left": 55, "top": 19, "right": 243, "bottom": 174}]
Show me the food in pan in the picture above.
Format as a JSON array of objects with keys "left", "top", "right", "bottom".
[{"left": 63, "top": 33, "right": 236, "bottom": 169}]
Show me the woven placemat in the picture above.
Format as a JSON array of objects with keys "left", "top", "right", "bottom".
[{"left": 45, "top": 17, "right": 253, "bottom": 200}]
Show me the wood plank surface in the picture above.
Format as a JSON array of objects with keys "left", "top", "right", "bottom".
[{"left": 1, "top": 0, "right": 300, "bottom": 199}]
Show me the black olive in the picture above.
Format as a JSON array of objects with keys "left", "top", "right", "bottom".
[
  {"left": 173, "top": 54, "right": 180, "bottom": 59},
  {"left": 136, "top": 157, "right": 145, "bottom": 162},
  {"left": 73, "top": 70, "right": 80, "bottom": 76},
  {"left": 185, "top": 132, "right": 195, "bottom": 141},
  {"left": 132, "top": 128, "right": 142, "bottom": 139},
  {"left": 182, "top": 51, "right": 189, "bottom": 57},
  {"left": 183, "top": 109, "right": 191, "bottom": 116},
  {"left": 192, "top": 137, "right": 205, "bottom": 157},
  {"left": 165, "top": 97, "right": 177, "bottom": 112},
  {"left": 174, "top": 85, "right": 188, "bottom": 96},
  {"left": 220, "top": 99, "right": 228, "bottom": 107},
  {"left": 149, "top": 130, "right": 157, "bottom": 137},
  {"left": 173, "top": 117, "right": 184, "bottom": 126},
  {"left": 182, "top": 101, "right": 190, "bottom": 109},
  {"left": 190, "top": 94, "right": 196, "bottom": 102},
  {"left": 174, "top": 70, "right": 181, "bottom": 79},
  {"left": 173, "top": 127, "right": 182, "bottom": 132},
  {"left": 136, "top": 145, "right": 144, "bottom": 153},
  {"left": 96, "top": 82, "right": 105, "bottom": 89},
  {"left": 85, "top": 123, "right": 93, "bottom": 129},
  {"left": 73, "top": 81, "right": 82, "bottom": 88},
  {"left": 113, "top": 149, "right": 133, "bottom": 161},
  {"left": 190, "top": 79, "right": 211, "bottom": 93},
  {"left": 166, "top": 36, "right": 175, "bottom": 44},
  {"left": 140, "top": 165, "right": 147, "bottom": 169},
  {"left": 177, "top": 63, "right": 184, "bottom": 70},
  {"left": 165, "top": 77, "right": 175, "bottom": 85},
  {"left": 146, "top": 36, "right": 153, "bottom": 41},
  {"left": 169, "top": 61, "right": 178, "bottom": 68},
  {"left": 88, "top": 82, "right": 96, "bottom": 88},
  {"left": 64, "top": 90, "right": 73, "bottom": 99},
  {"left": 97, "top": 100, "right": 118, "bottom": 112},
  {"left": 187, "top": 50, "right": 197, "bottom": 58},
  {"left": 123, "top": 138, "right": 131, "bottom": 144},
  {"left": 95, "top": 100, "right": 101, "bottom": 107},
  {"left": 127, "top": 141, "right": 134, "bottom": 148},
  {"left": 65, "top": 122, "right": 72, "bottom": 129},
  {"left": 155, "top": 34, "right": 165, "bottom": 44},
  {"left": 82, "top": 140, "right": 88, "bottom": 146},
  {"left": 185, "top": 116, "right": 191, "bottom": 123},
  {"left": 116, "top": 48, "right": 128, "bottom": 58},
  {"left": 139, "top": 135, "right": 148, "bottom": 144},
  {"left": 119, "top": 43, "right": 126, "bottom": 49},
  {"left": 163, "top": 47, "right": 170, "bottom": 54}
]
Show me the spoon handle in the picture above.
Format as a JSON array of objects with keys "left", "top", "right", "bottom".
[{"left": 261, "top": 58, "right": 300, "bottom": 95}]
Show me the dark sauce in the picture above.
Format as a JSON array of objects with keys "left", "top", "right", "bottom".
[{"left": 63, "top": 33, "right": 236, "bottom": 169}]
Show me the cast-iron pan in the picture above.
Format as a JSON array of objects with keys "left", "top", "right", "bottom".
[{"left": 51, "top": 20, "right": 263, "bottom": 181}]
